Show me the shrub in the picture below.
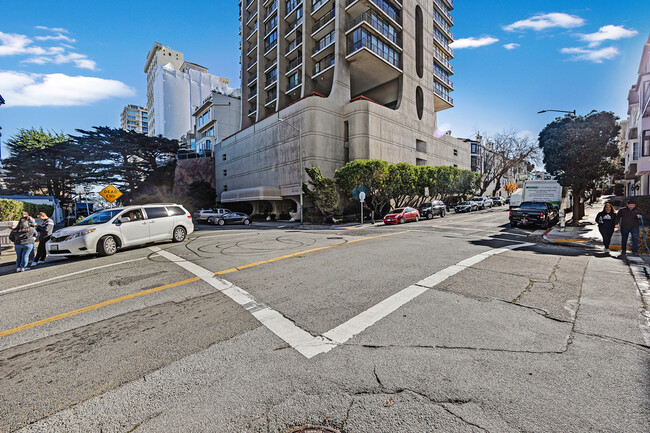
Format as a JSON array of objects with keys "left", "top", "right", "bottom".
[{"left": 0, "top": 198, "right": 54, "bottom": 221}]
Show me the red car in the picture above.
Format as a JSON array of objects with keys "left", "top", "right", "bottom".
[{"left": 383, "top": 207, "right": 420, "bottom": 224}]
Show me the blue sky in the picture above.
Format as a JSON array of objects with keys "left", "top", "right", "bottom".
[{"left": 0, "top": 0, "right": 648, "bottom": 158}]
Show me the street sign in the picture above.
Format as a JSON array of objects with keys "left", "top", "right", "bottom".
[
  {"left": 359, "top": 191, "right": 366, "bottom": 201},
  {"left": 99, "top": 185, "right": 122, "bottom": 203},
  {"left": 424, "top": 187, "right": 429, "bottom": 197},
  {"left": 74, "top": 185, "right": 85, "bottom": 194}
]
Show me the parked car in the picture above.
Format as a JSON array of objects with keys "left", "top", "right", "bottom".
[
  {"left": 417, "top": 201, "right": 447, "bottom": 219},
  {"left": 193, "top": 208, "right": 231, "bottom": 223},
  {"left": 455, "top": 201, "right": 478, "bottom": 213},
  {"left": 490, "top": 197, "right": 504, "bottom": 206},
  {"left": 47, "top": 204, "right": 194, "bottom": 257},
  {"left": 383, "top": 207, "right": 420, "bottom": 224},
  {"left": 471, "top": 197, "right": 493, "bottom": 210},
  {"left": 509, "top": 201, "right": 559, "bottom": 228},
  {"left": 208, "top": 212, "right": 252, "bottom": 226}
]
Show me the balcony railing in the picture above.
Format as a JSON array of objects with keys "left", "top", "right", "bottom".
[
  {"left": 266, "top": 92, "right": 278, "bottom": 105},
  {"left": 346, "top": 9, "right": 402, "bottom": 47},
  {"left": 433, "top": 13, "right": 453, "bottom": 38},
  {"left": 287, "top": 76, "right": 303, "bottom": 91},
  {"left": 247, "top": 59, "right": 257, "bottom": 70},
  {"left": 433, "top": 0, "right": 453, "bottom": 23},
  {"left": 434, "top": 70, "right": 453, "bottom": 88},
  {"left": 347, "top": 0, "right": 401, "bottom": 26},
  {"left": 286, "top": 15, "right": 303, "bottom": 35},
  {"left": 265, "top": 58, "right": 277, "bottom": 71},
  {"left": 433, "top": 84, "right": 453, "bottom": 105},
  {"left": 433, "top": 49, "right": 453, "bottom": 72},
  {"left": 314, "top": 52, "right": 335, "bottom": 74},
  {"left": 312, "top": 0, "right": 329, "bottom": 14},
  {"left": 247, "top": 73, "right": 257, "bottom": 85},
  {"left": 264, "top": 1, "right": 277, "bottom": 20},
  {"left": 286, "top": 35, "right": 303, "bottom": 54},
  {"left": 287, "top": 56, "right": 302, "bottom": 72},
  {"left": 246, "top": 0, "right": 256, "bottom": 9},
  {"left": 348, "top": 36, "right": 401, "bottom": 69},
  {"left": 434, "top": 33, "right": 453, "bottom": 56},
  {"left": 314, "top": 31, "right": 334, "bottom": 55},
  {"left": 286, "top": 0, "right": 302, "bottom": 16},
  {"left": 312, "top": 6, "right": 335, "bottom": 34},
  {"left": 264, "top": 40, "right": 277, "bottom": 53}
]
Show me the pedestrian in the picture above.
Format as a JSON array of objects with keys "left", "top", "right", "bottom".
[
  {"left": 596, "top": 202, "right": 616, "bottom": 252},
  {"left": 33, "top": 211, "right": 54, "bottom": 266},
  {"left": 20, "top": 211, "right": 37, "bottom": 265},
  {"left": 615, "top": 198, "right": 643, "bottom": 257},
  {"left": 9, "top": 217, "right": 37, "bottom": 272}
]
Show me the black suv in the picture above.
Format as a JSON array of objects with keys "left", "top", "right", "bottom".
[{"left": 417, "top": 201, "right": 447, "bottom": 219}]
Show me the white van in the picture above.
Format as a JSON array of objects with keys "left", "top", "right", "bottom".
[{"left": 46, "top": 204, "right": 194, "bottom": 257}]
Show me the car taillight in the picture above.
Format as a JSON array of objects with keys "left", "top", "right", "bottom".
[
  {"left": 509, "top": 210, "right": 512, "bottom": 216},
  {"left": 187, "top": 215, "right": 192, "bottom": 218},
  {"left": 540, "top": 212, "right": 545, "bottom": 218}
]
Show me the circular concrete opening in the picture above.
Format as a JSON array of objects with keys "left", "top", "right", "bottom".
[{"left": 285, "top": 426, "right": 341, "bottom": 433}]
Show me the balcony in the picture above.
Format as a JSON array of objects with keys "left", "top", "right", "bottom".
[
  {"left": 346, "top": 9, "right": 402, "bottom": 49},
  {"left": 246, "top": 9, "right": 258, "bottom": 25},
  {"left": 312, "top": 0, "right": 330, "bottom": 15},
  {"left": 286, "top": 56, "right": 302, "bottom": 74},
  {"left": 247, "top": 73, "right": 258, "bottom": 85},
  {"left": 433, "top": 13, "right": 453, "bottom": 39},
  {"left": 265, "top": 92, "right": 278, "bottom": 106},
  {"left": 264, "top": 58, "right": 277, "bottom": 73},
  {"left": 433, "top": 0, "right": 453, "bottom": 24},
  {"left": 347, "top": 35, "right": 401, "bottom": 70},
  {"left": 264, "top": 76, "right": 277, "bottom": 90},
  {"left": 264, "top": 40, "right": 277, "bottom": 54},
  {"left": 346, "top": 33, "right": 401, "bottom": 97},
  {"left": 286, "top": 35, "right": 303, "bottom": 55},
  {"left": 287, "top": 76, "right": 303, "bottom": 93},
  {"left": 434, "top": 33, "right": 454, "bottom": 57},
  {"left": 433, "top": 84, "right": 453, "bottom": 110},
  {"left": 248, "top": 107, "right": 257, "bottom": 117},
  {"left": 247, "top": 59, "right": 257, "bottom": 71},
  {"left": 264, "top": 1, "right": 277, "bottom": 21},
  {"left": 286, "top": 15, "right": 303, "bottom": 37},
  {"left": 312, "top": 6, "right": 335, "bottom": 36},
  {"left": 247, "top": 89, "right": 258, "bottom": 102},
  {"left": 314, "top": 52, "right": 335, "bottom": 76},
  {"left": 246, "top": 0, "right": 257, "bottom": 10},
  {"left": 285, "top": 0, "right": 302, "bottom": 18},
  {"left": 433, "top": 49, "right": 453, "bottom": 73},
  {"left": 346, "top": 0, "right": 401, "bottom": 27},
  {"left": 434, "top": 69, "right": 453, "bottom": 89},
  {"left": 313, "top": 31, "right": 334, "bottom": 57}
]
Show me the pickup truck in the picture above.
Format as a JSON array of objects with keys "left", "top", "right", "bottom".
[{"left": 509, "top": 201, "right": 558, "bottom": 228}]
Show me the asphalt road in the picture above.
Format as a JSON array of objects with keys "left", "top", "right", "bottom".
[{"left": 1, "top": 206, "right": 648, "bottom": 432}]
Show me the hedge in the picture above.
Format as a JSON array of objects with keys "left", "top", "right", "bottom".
[{"left": 0, "top": 198, "right": 55, "bottom": 221}]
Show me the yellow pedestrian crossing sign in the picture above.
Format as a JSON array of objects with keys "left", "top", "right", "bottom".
[{"left": 99, "top": 185, "right": 122, "bottom": 203}]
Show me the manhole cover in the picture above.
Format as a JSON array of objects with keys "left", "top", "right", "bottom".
[{"left": 285, "top": 426, "right": 341, "bottom": 433}]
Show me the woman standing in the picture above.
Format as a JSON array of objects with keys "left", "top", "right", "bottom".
[
  {"left": 596, "top": 202, "right": 617, "bottom": 252},
  {"left": 9, "top": 217, "right": 37, "bottom": 272}
]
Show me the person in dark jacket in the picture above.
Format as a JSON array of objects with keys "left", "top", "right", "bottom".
[
  {"left": 596, "top": 202, "right": 617, "bottom": 251},
  {"left": 33, "top": 212, "right": 54, "bottom": 266},
  {"left": 9, "top": 217, "right": 37, "bottom": 272},
  {"left": 20, "top": 211, "right": 37, "bottom": 265},
  {"left": 615, "top": 198, "right": 643, "bottom": 257}
]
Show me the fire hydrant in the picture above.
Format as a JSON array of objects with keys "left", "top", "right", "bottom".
[{"left": 559, "top": 209, "right": 566, "bottom": 232}]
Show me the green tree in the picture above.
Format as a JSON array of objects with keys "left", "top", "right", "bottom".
[
  {"left": 2, "top": 128, "right": 88, "bottom": 204},
  {"left": 335, "top": 160, "right": 391, "bottom": 215},
  {"left": 538, "top": 111, "right": 620, "bottom": 224},
  {"left": 187, "top": 180, "right": 217, "bottom": 211},
  {"left": 386, "top": 162, "right": 418, "bottom": 208},
  {"left": 303, "top": 167, "right": 341, "bottom": 222}
]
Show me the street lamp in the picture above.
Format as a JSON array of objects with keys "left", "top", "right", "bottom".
[
  {"left": 278, "top": 117, "right": 303, "bottom": 225},
  {"left": 537, "top": 109, "right": 576, "bottom": 115}
]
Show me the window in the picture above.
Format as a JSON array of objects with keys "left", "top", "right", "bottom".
[
  {"left": 264, "top": 30, "right": 277, "bottom": 52},
  {"left": 453, "top": 164, "right": 458, "bottom": 168},
  {"left": 416, "top": 139, "right": 426, "bottom": 153},
  {"left": 344, "top": 121, "right": 349, "bottom": 142},
  {"left": 223, "top": 169, "right": 228, "bottom": 176},
  {"left": 144, "top": 207, "right": 169, "bottom": 219},
  {"left": 415, "top": 5, "right": 423, "bottom": 78},
  {"left": 167, "top": 206, "right": 186, "bottom": 216},
  {"left": 416, "top": 86, "right": 423, "bottom": 120},
  {"left": 453, "top": 149, "right": 458, "bottom": 156},
  {"left": 633, "top": 142, "right": 639, "bottom": 161},
  {"left": 222, "top": 154, "right": 227, "bottom": 161},
  {"left": 643, "top": 131, "right": 650, "bottom": 157},
  {"left": 223, "top": 185, "right": 228, "bottom": 192},
  {"left": 416, "top": 158, "right": 427, "bottom": 166}
]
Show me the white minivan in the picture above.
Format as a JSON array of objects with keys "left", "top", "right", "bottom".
[{"left": 46, "top": 204, "right": 194, "bottom": 257}]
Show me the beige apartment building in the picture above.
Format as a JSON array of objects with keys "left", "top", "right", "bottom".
[
  {"left": 216, "top": 0, "right": 466, "bottom": 215},
  {"left": 120, "top": 104, "right": 148, "bottom": 134},
  {"left": 144, "top": 42, "right": 184, "bottom": 136}
]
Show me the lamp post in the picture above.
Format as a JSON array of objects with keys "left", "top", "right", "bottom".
[
  {"left": 278, "top": 117, "right": 303, "bottom": 225},
  {"left": 537, "top": 109, "right": 576, "bottom": 116}
]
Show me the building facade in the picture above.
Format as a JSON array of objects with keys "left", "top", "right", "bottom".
[
  {"left": 144, "top": 42, "right": 184, "bottom": 136},
  {"left": 218, "top": 0, "right": 463, "bottom": 215},
  {"left": 622, "top": 34, "right": 650, "bottom": 196},
  {"left": 120, "top": 105, "right": 149, "bottom": 134}
]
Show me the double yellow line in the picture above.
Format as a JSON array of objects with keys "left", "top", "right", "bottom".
[{"left": 0, "top": 231, "right": 407, "bottom": 338}]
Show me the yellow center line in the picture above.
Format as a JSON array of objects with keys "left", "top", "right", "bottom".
[
  {"left": 0, "top": 230, "right": 410, "bottom": 338},
  {"left": 0, "top": 277, "right": 201, "bottom": 338},
  {"left": 215, "top": 230, "right": 408, "bottom": 275}
]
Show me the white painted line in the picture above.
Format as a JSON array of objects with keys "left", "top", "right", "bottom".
[
  {"left": 0, "top": 257, "right": 148, "bottom": 297},
  {"left": 322, "top": 243, "right": 533, "bottom": 349},
  {"left": 149, "top": 246, "right": 336, "bottom": 358}
]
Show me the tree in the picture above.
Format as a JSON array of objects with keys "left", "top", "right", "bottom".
[
  {"left": 335, "top": 160, "right": 391, "bottom": 215},
  {"left": 451, "top": 169, "right": 480, "bottom": 199},
  {"left": 476, "top": 130, "right": 540, "bottom": 196},
  {"left": 2, "top": 128, "right": 88, "bottom": 205},
  {"left": 303, "top": 167, "right": 341, "bottom": 222},
  {"left": 187, "top": 180, "right": 217, "bottom": 211},
  {"left": 539, "top": 111, "right": 620, "bottom": 224},
  {"left": 385, "top": 162, "right": 418, "bottom": 208},
  {"left": 504, "top": 181, "right": 518, "bottom": 195}
]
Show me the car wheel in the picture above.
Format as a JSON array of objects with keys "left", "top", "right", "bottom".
[
  {"left": 400, "top": 217, "right": 406, "bottom": 224},
  {"left": 427, "top": 212, "right": 433, "bottom": 220},
  {"left": 415, "top": 215, "right": 420, "bottom": 222},
  {"left": 97, "top": 235, "right": 117, "bottom": 256},
  {"left": 243, "top": 219, "right": 250, "bottom": 225},
  {"left": 218, "top": 219, "right": 225, "bottom": 226},
  {"left": 441, "top": 209, "right": 446, "bottom": 218},
  {"left": 173, "top": 226, "right": 187, "bottom": 242}
]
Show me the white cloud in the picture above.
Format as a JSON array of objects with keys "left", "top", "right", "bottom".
[
  {"left": 504, "top": 43, "right": 520, "bottom": 50},
  {"left": 0, "top": 32, "right": 39, "bottom": 56},
  {"left": 0, "top": 71, "right": 135, "bottom": 107},
  {"left": 450, "top": 36, "right": 499, "bottom": 49},
  {"left": 561, "top": 46, "right": 620, "bottom": 63},
  {"left": 504, "top": 13, "right": 585, "bottom": 32},
  {"left": 34, "top": 33, "right": 76, "bottom": 43},
  {"left": 34, "top": 26, "right": 69, "bottom": 33},
  {"left": 1, "top": 31, "right": 96, "bottom": 69},
  {"left": 26, "top": 51, "right": 97, "bottom": 70},
  {"left": 578, "top": 25, "right": 638, "bottom": 47}
]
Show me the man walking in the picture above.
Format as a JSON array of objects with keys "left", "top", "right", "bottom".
[
  {"left": 615, "top": 198, "right": 643, "bottom": 257},
  {"left": 33, "top": 212, "right": 54, "bottom": 266}
]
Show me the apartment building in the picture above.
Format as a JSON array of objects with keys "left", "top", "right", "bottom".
[
  {"left": 144, "top": 42, "right": 184, "bottom": 136},
  {"left": 218, "top": 0, "right": 462, "bottom": 215},
  {"left": 622, "top": 34, "right": 650, "bottom": 196},
  {"left": 120, "top": 105, "right": 149, "bottom": 134}
]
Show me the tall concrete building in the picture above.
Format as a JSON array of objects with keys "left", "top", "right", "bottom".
[
  {"left": 144, "top": 42, "right": 184, "bottom": 136},
  {"left": 217, "top": 0, "right": 464, "bottom": 215},
  {"left": 621, "top": 34, "right": 650, "bottom": 196},
  {"left": 120, "top": 104, "right": 149, "bottom": 134}
]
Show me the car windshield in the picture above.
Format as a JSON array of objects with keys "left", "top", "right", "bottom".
[
  {"left": 472, "top": 197, "right": 483, "bottom": 201},
  {"left": 460, "top": 202, "right": 472, "bottom": 206},
  {"left": 391, "top": 208, "right": 406, "bottom": 214},
  {"left": 520, "top": 202, "right": 547, "bottom": 209},
  {"left": 75, "top": 209, "right": 122, "bottom": 226}
]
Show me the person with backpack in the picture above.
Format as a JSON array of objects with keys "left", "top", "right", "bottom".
[
  {"left": 596, "top": 202, "right": 617, "bottom": 252},
  {"left": 615, "top": 198, "right": 643, "bottom": 257},
  {"left": 9, "top": 217, "right": 37, "bottom": 272},
  {"left": 33, "top": 211, "right": 55, "bottom": 266}
]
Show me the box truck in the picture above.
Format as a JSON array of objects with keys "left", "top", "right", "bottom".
[{"left": 521, "top": 180, "right": 563, "bottom": 208}]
